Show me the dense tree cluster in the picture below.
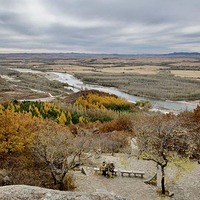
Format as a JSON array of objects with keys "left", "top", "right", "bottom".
[
  {"left": 75, "top": 92, "right": 134, "bottom": 111},
  {"left": 0, "top": 100, "right": 115, "bottom": 125},
  {"left": 0, "top": 96, "right": 199, "bottom": 195},
  {"left": 0, "top": 98, "right": 133, "bottom": 190}
]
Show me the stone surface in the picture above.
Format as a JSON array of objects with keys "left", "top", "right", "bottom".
[
  {"left": 0, "top": 185, "right": 129, "bottom": 200},
  {"left": 77, "top": 154, "right": 200, "bottom": 200}
]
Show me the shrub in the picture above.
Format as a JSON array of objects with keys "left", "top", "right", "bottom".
[
  {"left": 63, "top": 173, "right": 76, "bottom": 191},
  {"left": 99, "top": 116, "right": 133, "bottom": 133},
  {"left": 90, "top": 116, "right": 112, "bottom": 123},
  {"left": 135, "top": 100, "right": 152, "bottom": 108}
]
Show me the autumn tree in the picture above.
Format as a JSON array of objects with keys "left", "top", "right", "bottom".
[
  {"left": 32, "top": 120, "right": 92, "bottom": 190},
  {"left": 134, "top": 114, "right": 190, "bottom": 195},
  {"left": 0, "top": 109, "right": 34, "bottom": 155},
  {"left": 57, "top": 111, "right": 67, "bottom": 124},
  {"left": 194, "top": 102, "right": 200, "bottom": 121},
  {"left": 192, "top": 103, "right": 200, "bottom": 162},
  {"left": 178, "top": 103, "right": 200, "bottom": 163},
  {"left": 75, "top": 91, "right": 133, "bottom": 111}
]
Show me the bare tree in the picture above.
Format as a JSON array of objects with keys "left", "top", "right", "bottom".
[
  {"left": 32, "top": 120, "right": 92, "bottom": 190},
  {"left": 134, "top": 114, "right": 189, "bottom": 195},
  {"left": 94, "top": 130, "right": 129, "bottom": 155}
]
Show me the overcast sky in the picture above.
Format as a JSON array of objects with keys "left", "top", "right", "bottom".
[{"left": 0, "top": 0, "right": 200, "bottom": 54}]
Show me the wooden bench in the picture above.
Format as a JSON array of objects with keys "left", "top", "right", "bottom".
[
  {"left": 119, "top": 170, "right": 145, "bottom": 178},
  {"left": 94, "top": 167, "right": 118, "bottom": 176}
]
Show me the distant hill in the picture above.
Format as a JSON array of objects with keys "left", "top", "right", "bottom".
[
  {"left": 161, "top": 52, "right": 200, "bottom": 57},
  {"left": 0, "top": 52, "right": 200, "bottom": 59}
]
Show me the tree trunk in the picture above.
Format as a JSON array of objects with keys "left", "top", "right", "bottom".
[
  {"left": 59, "top": 181, "right": 64, "bottom": 190},
  {"left": 58, "top": 171, "right": 68, "bottom": 191},
  {"left": 47, "top": 164, "right": 57, "bottom": 185},
  {"left": 51, "top": 171, "right": 57, "bottom": 185},
  {"left": 161, "top": 165, "right": 165, "bottom": 195}
]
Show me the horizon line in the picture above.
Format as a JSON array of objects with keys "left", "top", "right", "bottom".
[{"left": 0, "top": 51, "right": 200, "bottom": 55}]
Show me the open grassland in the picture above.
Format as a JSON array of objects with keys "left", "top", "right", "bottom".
[
  {"left": 1, "top": 55, "right": 200, "bottom": 78},
  {"left": 171, "top": 70, "right": 200, "bottom": 78}
]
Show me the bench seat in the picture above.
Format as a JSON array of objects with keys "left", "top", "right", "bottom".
[
  {"left": 94, "top": 168, "right": 145, "bottom": 178},
  {"left": 119, "top": 170, "right": 145, "bottom": 178}
]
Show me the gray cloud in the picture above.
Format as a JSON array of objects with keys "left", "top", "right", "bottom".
[{"left": 0, "top": 0, "right": 200, "bottom": 53}]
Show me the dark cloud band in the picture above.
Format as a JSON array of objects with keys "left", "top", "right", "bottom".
[{"left": 0, "top": 0, "right": 200, "bottom": 53}]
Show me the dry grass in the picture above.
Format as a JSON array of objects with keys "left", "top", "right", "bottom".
[
  {"left": 171, "top": 70, "right": 200, "bottom": 79},
  {"left": 46, "top": 65, "right": 95, "bottom": 74},
  {"left": 1, "top": 55, "right": 200, "bottom": 101},
  {"left": 98, "top": 65, "right": 160, "bottom": 74}
]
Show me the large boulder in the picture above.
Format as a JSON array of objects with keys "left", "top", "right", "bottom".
[{"left": 0, "top": 185, "right": 129, "bottom": 200}]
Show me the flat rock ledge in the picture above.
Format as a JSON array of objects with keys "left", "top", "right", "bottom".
[{"left": 0, "top": 185, "right": 129, "bottom": 200}]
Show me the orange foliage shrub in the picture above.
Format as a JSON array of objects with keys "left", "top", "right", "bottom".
[
  {"left": 99, "top": 116, "right": 133, "bottom": 133},
  {"left": 194, "top": 102, "right": 200, "bottom": 122}
]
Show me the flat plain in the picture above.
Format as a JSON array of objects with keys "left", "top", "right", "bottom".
[{"left": 0, "top": 54, "right": 200, "bottom": 102}]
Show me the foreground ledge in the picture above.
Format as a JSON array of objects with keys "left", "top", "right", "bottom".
[{"left": 0, "top": 185, "right": 129, "bottom": 200}]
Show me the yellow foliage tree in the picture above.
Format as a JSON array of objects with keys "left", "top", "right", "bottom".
[
  {"left": 58, "top": 111, "right": 67, "bottom": 124},
  {"left": 43, "top": 102, "right": 51, "bottom": 113},
  {"left": 75, "top": 93, "right": 133, "bottom": 109},
  {"left": 0, "top": 109, "right": 34, "bottom": 154},
  {"left": 78, "top": 116, "right": 84, "bottom": 123},
  {"left": 67, "top": 111, "right": 73, "bottom": 125}
]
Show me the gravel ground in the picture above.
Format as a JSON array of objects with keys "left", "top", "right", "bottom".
[{"left": 73, "top": 154, "right": 200, "bottom": 200}]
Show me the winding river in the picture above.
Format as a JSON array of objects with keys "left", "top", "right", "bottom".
[
  {"left": 52, "top": 72, "right": 198, "bottom": 114},
  {"left": 9, "top": 68, "right": 198, "bottom": 113}
]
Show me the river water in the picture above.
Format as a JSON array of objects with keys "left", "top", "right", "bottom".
[
  {"left": 52, "top": 72, "right": 198, "bottom": 114},
  {"left": 9, "top": 68, "right": 198, "bottom": 113}
]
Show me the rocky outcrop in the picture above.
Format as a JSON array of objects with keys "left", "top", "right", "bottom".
[{"left": 0, "top": 185, "right": 129, "bottom": 200}]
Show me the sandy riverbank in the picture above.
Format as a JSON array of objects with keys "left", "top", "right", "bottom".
[{"left": 177, "top": 100, "right": 200, "bottom": 107}]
